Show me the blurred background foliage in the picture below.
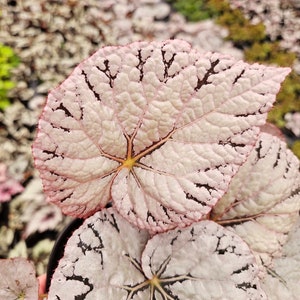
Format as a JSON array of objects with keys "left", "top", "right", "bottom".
[{"left": 0, "top": 44, "right": 19, "bottom": 110}]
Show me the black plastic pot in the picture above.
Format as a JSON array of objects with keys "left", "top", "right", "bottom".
[{"left": 45, "top": 218, "right": 84, "bottom": 292}]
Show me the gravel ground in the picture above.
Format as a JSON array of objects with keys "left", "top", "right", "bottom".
[{"left": 0, "top": 0, "right": 299, "bottom": 277}]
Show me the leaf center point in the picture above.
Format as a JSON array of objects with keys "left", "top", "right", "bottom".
[
  {"left": 150, "top": 275, "right": 161, "bottom": 288},
  {"left": 122, "top": 157, "right": 136, "bottom": 169}
]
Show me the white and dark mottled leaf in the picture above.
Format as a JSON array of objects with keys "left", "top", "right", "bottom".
[
  {"left": 48, "top": 208, "right": 149, "bottom": 300},
  {"left": 32, "top": 39, "right": 290, "bottom": 232},
  {"left": 0, "top": 257, "right": 38, "bottom": 300},
  {"left": 261, "top": 216, "right": 300, "bottom": 299},
  {"left": 48, "top": 208, "right": 266, "bottom": 299},
  {"left": 211, "top": 132, "right": 300, "bottom": 271},
  {"left": 142, "top": 220, "right": 267, "bottom": 300}
]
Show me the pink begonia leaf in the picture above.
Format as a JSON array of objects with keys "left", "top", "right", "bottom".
[
  {"left": 0, "top": 257, "right": 38, "bottom": 300},
  {"left": 211, "top": 132, "right": 300, "bottom": 272},
  {"left": 0, "top": 178, "right": 24, "bottom": 203},
  {"left": 260, "top": 122, "right": 285, "bottom": 141},
  {"left": 32, "top": 40, "right": 290, "bottom": 232},
  {"left": 23, "top": 204, "right": 63, "bottom": 238},
  {"left": 0, "top": 163, "right": 24, "bottom": 203},
  {"left": 48, "top": 208, "right": 267, "bottom": 299}
]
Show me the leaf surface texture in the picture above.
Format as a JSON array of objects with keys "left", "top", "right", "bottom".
[
  {"left": 48, "top": 208, "right": 267, "bottom": 300},
  {"left": 33, "top": 40, "right": 290, "bottom": 231}
]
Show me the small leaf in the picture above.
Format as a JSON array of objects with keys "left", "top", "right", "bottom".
[
  {"left": 33, "top": 40, "right": 290, "bottom": 232},
  {"left": 0, "top": 257, "right": 38, "bottom": 300},
  {"left": 48, "top": 208, "right": 266, "bottom": 299},
  {"left": 211, "top": 132, "right": 300, "bottom": 270}
]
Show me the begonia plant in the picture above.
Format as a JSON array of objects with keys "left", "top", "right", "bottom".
[{"left": 1, "top": 39, "right": 299, "bottom": 299}]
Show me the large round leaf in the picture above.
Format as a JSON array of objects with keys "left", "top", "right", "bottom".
[
  {"left": 48, "top": 208, "right": 266, "bottom": 299},
  {"left": 211, "top": 132, "right": 300, "bottom": 272},
  {"left": 32, "top": 39, "right": 290, "bottom": 232}
]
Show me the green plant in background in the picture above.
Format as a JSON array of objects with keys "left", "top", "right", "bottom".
[
  {"left": 214, "top": 3, "right": 266, "bottom": 44},
  {"left": 245, "top": 42, "right": 297, "bottom": 66},
  {"left": 166, "top": 0, "right": 218, "bottom": 21},
  {"left": 211, "top": 1, "right": 300, "bottom": 158},
  {"left": 292, "top": 141, "right": 300, "bottom": 159},
  {"left": 167, "top": 0, "right": 300, "bottom": 158},
  {"left": 0, "top": 44, "right": 19, "bottom": 110},
  {"left": 244, "top": 43, "right": 300, "bottom": 129},
  {"left": 166, "top": 0, "right": 232, "bottom": 22}
]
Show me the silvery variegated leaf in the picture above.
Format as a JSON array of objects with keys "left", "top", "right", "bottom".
[
  {"left": 261, "top": 217, "right": 300, "bottom": 299},
  {"left": 48, "top": 208, "right": 149, "bottom": 300},
  {"left": 0, "top": 257, "right": 38, "bottom": 300},
  {"left": 32, "top": 39, "right": 290, "bottom": 232},
  {"left": 211, "top": 132, "right": 300, "bottom": 272},
  {"left": 48, "top": 208, "right": 267, "bottom": 300}
]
